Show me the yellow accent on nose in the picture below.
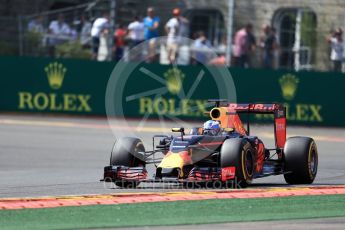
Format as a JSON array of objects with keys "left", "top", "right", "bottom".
[{"left": 158, "top": 153, "right": 184, "bottom": 169}]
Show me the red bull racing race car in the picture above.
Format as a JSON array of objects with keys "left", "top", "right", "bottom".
[{"left": 103, "top": 100, "right": 318, "bottom": 188}]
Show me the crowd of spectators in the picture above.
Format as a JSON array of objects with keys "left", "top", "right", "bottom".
[
  {"left": 26, "top": 7, "right": 344, "bottom": 71},
  {"left": 27, "top": 13, "right": 92, "bottom": 57}
]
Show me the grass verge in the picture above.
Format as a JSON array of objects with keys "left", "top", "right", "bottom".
[{"left": 1, "top": 194, "right": 345, "bottom": 230}]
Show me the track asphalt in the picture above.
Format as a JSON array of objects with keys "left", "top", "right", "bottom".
[
  {"left": 1, "top": 114, "right": 345, "bottom": 229},
  {"left": 0, "top": 114, "right": 345, "bottom": 198}
]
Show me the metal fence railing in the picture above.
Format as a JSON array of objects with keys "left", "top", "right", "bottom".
[{"left": 0, "top": 0, "right": 345, "bottom": 72}]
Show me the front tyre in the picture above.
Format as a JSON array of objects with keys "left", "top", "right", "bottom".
[
  {"left": 110, "top": 137, "right": 145, "bottom": 188},
  {"left": 284, "top": 137, "right": 318, "bottom": 184},
  {"left": 221, "top": 138, "right": 255, "bottom": 188}
]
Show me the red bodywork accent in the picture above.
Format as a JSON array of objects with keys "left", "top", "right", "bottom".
[
  {"left": 275, "top": 117, "right": 286, "bottom": 149},
  {"left": 219, "top": 106, "right": 247, "bottom": 135},
  {"left": 256, "top": 141, "right": 265, "bottom": 172},
  {"left": 188, "top": 168, "right": 221, "bottom": 181},
  {"left": 117, "top": 167, "right": 147, "bottom": 180},
  {"left": 178, "top": 151, "right": 193, "bottom": 165},
  {"left": 226, "top": 113, "right": 247, "bottom": 136},
  {"left": 221, "top": 166, "right": 236, "bottom": 182},
  {"left": 227, "top": 103, "right": 287, "bottom": 148},
  {"left": 194, "top": 172, "right": 203, "bottom": 181},
  {"left": 228, "top": 103, "right": 276, "bottom": 112}
]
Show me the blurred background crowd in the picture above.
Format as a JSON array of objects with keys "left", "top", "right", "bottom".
[{"left": 0, "top": 0, "right": 345, "bottom": 72}]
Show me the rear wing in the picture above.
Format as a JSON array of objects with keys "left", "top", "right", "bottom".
[
  {"left": 229, "top": 103, "right": 286, "bottom": 149},
  {"left": 227, "top": 103, "right": 285, "bottom": 116},
  {"left": 208, "top": 101, "right": 286, "bottom": 149}
]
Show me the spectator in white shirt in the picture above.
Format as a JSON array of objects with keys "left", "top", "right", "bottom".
[
  {"left": 165, "top": 8, "right": 180, "bottom": 63},
  {"left": 48, "top": 14, "right": 70, "bottom": 57},
  {"left": 91, "top": 13, "right": 109, "bottom": 60},
  {"left": 128, "top": 16, "right": 144, "bottom": 47},
  {"left": 28, "top": 15, "right": 44, "bottom": 34},
  {"left": 327, "top": 28, "right": 344, "bottom": 72}
]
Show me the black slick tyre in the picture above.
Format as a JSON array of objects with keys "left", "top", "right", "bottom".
[
  {"left": 110, "top": 137, "right": 145, "bottom": 188},
  {"left": 220, "top": 138, "right": 255, "bottom": 188},
  {"left": 283, "top": 137, "right": 318, "bottom": 184}
]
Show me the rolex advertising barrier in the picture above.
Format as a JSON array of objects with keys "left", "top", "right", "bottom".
[{"left": 0, "top": 56, "right": 344, "bottom": 126}]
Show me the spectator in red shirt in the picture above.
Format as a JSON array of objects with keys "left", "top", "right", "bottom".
[{"left": 113, "top": 24, "right": 127, "bottom": 61}]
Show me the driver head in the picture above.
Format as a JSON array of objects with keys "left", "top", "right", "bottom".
[{"left": 203, "top": 120, "right": 220, "bottom": 136}]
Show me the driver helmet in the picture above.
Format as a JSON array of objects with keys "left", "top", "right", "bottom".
[{"left": 203, "top": 120, "right": 220, "bottom": 136}]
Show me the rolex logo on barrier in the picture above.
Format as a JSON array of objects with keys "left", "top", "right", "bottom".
[
  {"left": 164, "top": 67, "right": 185, "bottom": 95},
  {"left": 279, "top": 74, "right": 299, "bottom": 101},
  {"left": 139, "top": 67, "right": 207, "bottom": 116},
  {"left": 44, "top": 62, "right": 67, "bottom": 90},
  {"left": 18, "top": 62, "right": 92, "bottom": 113},
  {"left": 256, "top": 73, "right": 323, "bottom": 123}
]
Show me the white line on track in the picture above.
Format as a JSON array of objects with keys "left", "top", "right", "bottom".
[{"left": 1, "top": 118, "right": 344, "bottom": 143}]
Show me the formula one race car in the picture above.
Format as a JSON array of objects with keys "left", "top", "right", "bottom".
[{"left": 103, "top": 100, "right": 318, "bottom": 188}]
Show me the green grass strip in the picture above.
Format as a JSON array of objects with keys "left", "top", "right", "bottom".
[{"left": 1, "top": 194, "right": 345, "bottom": 230}]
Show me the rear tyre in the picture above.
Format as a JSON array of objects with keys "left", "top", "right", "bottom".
[
  {"left": 283, "top": 137, "right": 318, "bottom": 184},
  {"left": 110, "top": 137, "right": 145, "bottom": 188},
  {"left": 221, "top": 138, "right": 255, "bottom": 188}
]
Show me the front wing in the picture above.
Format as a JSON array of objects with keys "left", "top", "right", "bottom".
[{"left": 103, "top": 165, "right": 237, "bottom": 183}]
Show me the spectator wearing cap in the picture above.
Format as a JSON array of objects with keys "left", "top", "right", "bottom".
[
  {"left": 326, "top": 28, "right": 344, "bottom": 72},
  {"left": 143, "top": 7, "right": 160, "bottom": 62},
  {"left": 165, "top": 8, "right": 182, "bottom": 63},
  {"left": 91, "top": 13, "right": 110, "bottom": 60}
]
